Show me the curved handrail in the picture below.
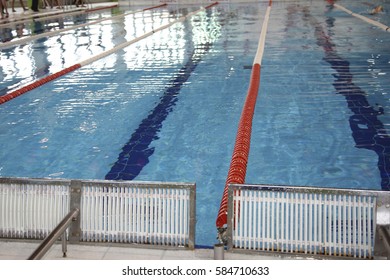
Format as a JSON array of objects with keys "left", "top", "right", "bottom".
[{"left": 28, "top": 208, "right": 80, "bottom": 260}]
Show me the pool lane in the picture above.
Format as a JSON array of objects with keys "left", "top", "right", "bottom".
[
  {"left": 105, "top": 42, "right": 212, "bottom": 180},
  {"left": 304, "top": 5, "right": 390, "bottom": 191}
]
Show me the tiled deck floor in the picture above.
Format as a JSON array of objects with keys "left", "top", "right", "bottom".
[{"left": 0, "top": 240, "right": 281, "bottom": 260}]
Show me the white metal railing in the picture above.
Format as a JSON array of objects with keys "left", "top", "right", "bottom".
[
  {"left": 0, "top": 178, "right": 70, "bottom": 239},
  {"left": 227, "top": 184, "right": 390, "bottom": 259},
  {"left": 78, "top": 180, "right": 195, "bottom": 247},
  {"left": 0, "top": 178, "right": 196, "bottom": 249}
]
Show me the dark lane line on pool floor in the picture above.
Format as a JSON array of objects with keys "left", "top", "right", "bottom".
[
  {"left": 105, "top": 42, "right": 212, "bottom": 180},
  {"left": 304, "top": 5, "right": 390, "bottom": 190}
]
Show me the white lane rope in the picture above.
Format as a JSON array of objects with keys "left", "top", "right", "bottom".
[
  {"left": 0, "top": 8, "right": 155, "bottom": 49},
  {"left": 334, "top": 3, "right": 390, "bottom": 32}
]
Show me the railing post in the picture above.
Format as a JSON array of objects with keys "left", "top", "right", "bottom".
[
  {"left": 188, "top": 184, "right": 196, "bottom": 249},
  {"left": 214, "top": 243, "right": 225, "bottom": 260},
  {"left": 225, "top": 184, "right": 234, "bottom": 250},
  {"left": 62, "top": 232, "right": 67, "bottom": 257},
  {"left": 374, "top": 194, "right": 390, "bottom": 259},
  {"left": 69, "top": 180, "right": 82, "bottom": 243}
]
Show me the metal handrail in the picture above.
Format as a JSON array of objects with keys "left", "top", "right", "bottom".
[{"left": 28, "top": 208, "right": 80, "bottom": 260}]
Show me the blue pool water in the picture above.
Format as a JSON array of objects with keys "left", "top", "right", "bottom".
[{"left": 0, "top": 1, "right": 389, "bottom": 246}]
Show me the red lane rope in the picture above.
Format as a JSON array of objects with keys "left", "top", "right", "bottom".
[
  {"left": 0, "top": 3, "right": 176, "bottom": 105},
  {"left": 216, "top": 63, "right": 261, "bottom": 229},
  {"left": 215, "top": 0, "right": 271, "bottom": 232},
  {"left": 0, "top": 64, "right": 81, "bottom": 105},
  {"left": 205, "top": 1, "right": 219, "bottom": 9}
]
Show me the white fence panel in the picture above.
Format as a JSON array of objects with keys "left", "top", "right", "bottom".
[
  {"left": 0, "top": 178, "right": 195, "bottom": 248},
  {"left": 228, "top": 184, "right": 390, "bottom": 259},
  {"left": 80, "top": 182, "right": 193, "bottom": 247},
  {"left": 0, "top": 179, "right": 70, "bottom": 239}
]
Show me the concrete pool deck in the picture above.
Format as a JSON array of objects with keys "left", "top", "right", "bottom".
[{"left": 0, "top": 240, "right": 283, "bottom": 260}]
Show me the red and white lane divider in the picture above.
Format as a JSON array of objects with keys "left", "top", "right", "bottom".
[
  {"left": 216, "top": 0, "right": 272, "bottom": 239},
  {"left": 0, "top": 4, "right": 166, "bottom": 50},
  {"left": 0, "top": 2, "right": 219, "bottom": 105}
]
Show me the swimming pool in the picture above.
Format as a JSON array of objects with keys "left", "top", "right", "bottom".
[{"left": 0, "top": 0, "right": 389, "bottom": 246}]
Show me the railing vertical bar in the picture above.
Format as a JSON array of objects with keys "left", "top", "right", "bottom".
[
  {"left": 114, "top": 187, "right": 119, "bottom": 243},
  {"left": 353, "top": 195, "right": 357, "bottom": 258},
  {"left": 99, "top": 186, "right": 104, "bottom": 242},
  {"left": 157, "top": 188, "right": 161, "bottom": 245},
  {"left": 168, "top": 189, "right": 172, "bottom": 245},
  {"left": 363, "top": 196, "right": 367, "bottom": 259},
  {"left": 16, "top": 185, "right": 21, "bottom": 237},
  {"left": 174, "top": 189, "right": 178, "bottom": 245},
  {"left": 248, "top": 190, "right": 253, "bottom": 250},
  {"left": 254, "top": 191, "right": 259, "bottom": 250},
  {"left": 342, "top": 194, "right": 347, "bottom": 257},
  {"left": 45, "top": 186, "right": 49, "bottom": 237},
  {"left": 307, "top": 194, "right": 311, "bottom": 254},
  {"left": 295, "top": 193, "right": 298, "bottom": 253},
  {"left": 179, "top": 189, "right": 183, "bottom": 245},
  {"left": 140, "top": 188, "right": 144, "bottom": 243},
  {"left": 9, "top": 185, "right": 14, "bottom": 238},
  {"left": 0, "top": 186, "right": 3, "bottom": 236},
  {"left": 1, "top": 186, "right": 5, "bottom": 236},
  {"left": 275, "top": 192, "right": 280, "bottom": 252},
  {"left": 244, "top": 191, "right": 248, "bottom": 249},
  {"left": 334, "top": 195, "right": 338, "bottom": 256},
  {"left": 368, "top": 197, "right": 373, "bottom": 258},
  {"left": 86, "top": 186, "right": 91, "bottom": 241},
  {"left": 131, "top": 187, "right": 136, "bottom": 243},
  {"left": 150, "top": 188, "right": 155, "bottom": 244},
  {"left": 289, "top": 192, "right": 292, "bottom": 253},
  {"left": 90, "top": 187, "right": 94, "bottom": 241},
  {"left": 313, "top": 194, "right": 318, "bottom": 254},
  {"left": 266, "top": 192, "right": 271, "bottom": 251},
  {"left": 319, "top": 193, "right": 323, "bottom": 255},
  {"left": 189, "top": 187, "right": 193, "bottom": 247},
  {"left": 163, "top": 189, "right": 167, "bottom": 246},
  {"left": 173, "top": 189, "right": 178, "bottom": 246},
  {"left": 32, "top": 186, "right": 36, "bottom": 238},
  {"left": 358, "top": 196, "right": 362, "bottom": 258},
  {"left": 369, "top": 196, "right": 373, "bottom": 258},
  {"left": 135, "top": 188, "right": 140, "bottom": 244},
  {"left": 120, "top": 187, "right": 124, "bottom": 243},
  {"left": 96, "top": 187, "right": 101, "bottom": 242},
  {"left": 261, "top": 191, "right": 266, "bottom": 251},
  {"left": 348, "top": 194, "right": 352, "bottom": 257},
  {"left": 299, "top": 193, "right": 303, "bottom": 253},
  {"left": 235, "top": 190, "right": 239, "bottom": 248},
  {"left": 335, "top": 195, "right": 342, "bottom": 256},
  {"left": 323, "top": 194, "right": 328, "bottom": 255},
  {"left": 304, "top": 193, "right": 308, "bottom": 254}
]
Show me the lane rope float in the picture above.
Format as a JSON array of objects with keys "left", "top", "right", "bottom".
[
  {"left": 334, "top": 3, "right": 390, "bottom": 32},
  {"left": 215, "top": 0, "right": 272, "bottom": 244},
  {"left": 0, "top": 4, "right": 166, "bottom": 50},
  {"left": 0, "top": 2, "right": 219, "bottom": 105}
]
